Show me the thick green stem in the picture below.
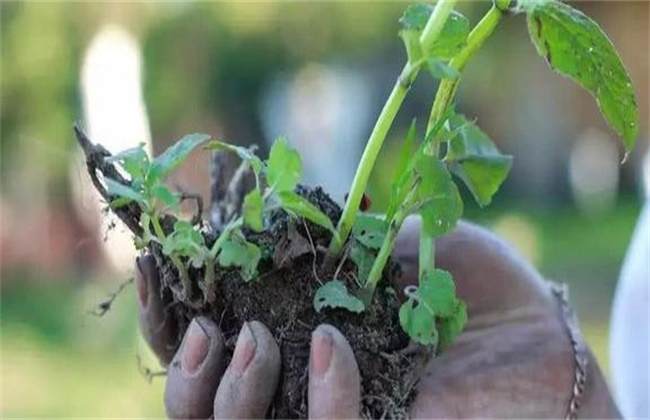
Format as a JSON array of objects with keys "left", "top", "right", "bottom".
[
  {"left": 420, "top": 3, "right": 508, "bottom": 275},
  {"left": 329, "top": 0, "right": 459, "bottom": 257}
]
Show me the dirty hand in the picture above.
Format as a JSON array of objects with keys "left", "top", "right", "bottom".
[
  {"left": 136, "top": 215, "right": 620, "bottom": 418},
  {"left": 136, "top": 255, "right": 360, "bottom": 419},
  {"left": 392, "top": 216, "right": 620, "bottom": 418}
]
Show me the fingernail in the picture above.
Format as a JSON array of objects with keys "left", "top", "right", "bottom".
[
  {"left": 311, "top": 329, "right": 333, "bottom": 376},
  {"left": 182, "top": 319, "right": 210, "bottom": 375},
  {"left": 230, "top": 322, "right": 256, "bottom": 373},
  {"left": 135, "top": 256, "right": 148, "bottom": 308}
]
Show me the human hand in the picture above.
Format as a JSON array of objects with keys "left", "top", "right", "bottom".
[
  {"left": 135, "top": 255, "right": 361, "bottom": 419},
  {"left": 135, "top": 215, "right": 620, "bottom": 418},
  {"left": 392, "top": 216, "right": 620, "bottom": 418}
]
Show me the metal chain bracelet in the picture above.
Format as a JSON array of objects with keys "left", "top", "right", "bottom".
[{"left": 549, "top": 282, "right": 589, "bottom": 420}]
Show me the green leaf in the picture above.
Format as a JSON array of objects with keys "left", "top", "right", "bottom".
[
  {"left": 267, "top": 137, "right": 302, "bottom": 192},
  {"left": 314, "top": 280, "right": 365, "bottom": 313},
  {"left": 437, "top": 299, "right": 467, "bottom": 351},
  {"left": 218, "top": 233, "right": 261, "bottom": 281},
  {"left": 429, "top": 11, "right": 469, "bottom": 60},
  {"left": 446, "top": 114, "right": 512, "bottom": 206},
  {"left": 400, "top": 298, "right": 437, "bottom": 345},
  {"left": 151, "top": 184, "right": 180, "bottom": 211},
  {"left": 418, "top": 158, "right": 463, "bottom": 237},
  {"left": 399, "top": 6, "right": 469, "bottom": 64},
  {"left": 526, "top": 1, "right": 638, "bottom": 151},
  {"left": 243, "top": 189, "right": 264, "bottom": 232},
  {"left": 399, "top": 269, "right": 457, "bottom": 345},
  {"left": 149, "top": 134, "right": 211, "bottom": 182},
  {"left": 277, "top": 191, "right": 336, "bottom": 234},
  {"left": 163, "top": 220, "right": 206, "bottom": 265},
  {"left": 427, "top": 59, "right": 460, "bottom": 79},
  {"left": 399, "top": 3, "right": 434, "bottom": 31},
  {"left": 352, "top": 214, "right": 389, "bottom": 250},
  {"left": 205, "top": 140, "right": 264, "bottom": 174},
  {"left": 106, "top": 144, "right": 150, "bottom": 181},
  {"left": 349, "top": 241, "right": 374, "bottom": 284},
  {"left": 105, "top": 178, "right": 146, "bottom": 207}
]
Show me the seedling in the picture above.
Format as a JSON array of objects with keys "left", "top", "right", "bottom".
[{"left": 79, "top": 0, "right": 638, "bottom": 415}]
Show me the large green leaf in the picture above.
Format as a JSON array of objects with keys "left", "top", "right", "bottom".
[
  {"left": 418, "top": 158, "right": 463, "bottom": 237},
  {"left": 106, "top": 144, "right": 150, "bottom": 182},
  {"left": 526, "top": 1, "right": 638, "bottom": 151},
  {"left": 149, "top": 134, "right": 211, "bottom": 182},
  {"left": 446, "top": 114, "right": 512, "bottom": 207},
  {"left": 266, "top": 137, "right": 302, "bottom": 192},
  {"left": 277, "top": 191, "right": 336, "bottom": 234},
  {"left": 314, "top": 280, "right": 365, "bottom": 313}
]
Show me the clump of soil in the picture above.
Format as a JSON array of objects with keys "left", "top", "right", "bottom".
[{"left": 77, "top": 128, "right": 426, "bottom": 418}]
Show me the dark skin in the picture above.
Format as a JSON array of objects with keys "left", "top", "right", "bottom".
[{"left": 135, "top": 216, "right": 620, "bottom": 418}]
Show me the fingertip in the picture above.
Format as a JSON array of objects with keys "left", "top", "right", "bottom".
[
  {"left": 309, "top": 324, "right": 360, "bottom": 419},
  {"left": 165, "top": 317, "right": 226, "bottom": 419},
  {"left": 214, "top": 321, "right": 280, "bottom": 419}
]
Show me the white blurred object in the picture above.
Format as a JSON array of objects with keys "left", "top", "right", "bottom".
[
  {"left": 610, "top": 148, "right": 649, "bottom": 419},
  {"left": 260, "top": 63, "right": 372, "bottom": 202},
  {"left": 70, "top": 25, "right": 152, "bottom": 272},
  {"left": 568, "top": 129, "right": 619, "bottom": 214}
]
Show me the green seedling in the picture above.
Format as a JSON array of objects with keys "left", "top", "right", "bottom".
[{"left": 102, "top": 0, "right": 638, "bottom": 350}]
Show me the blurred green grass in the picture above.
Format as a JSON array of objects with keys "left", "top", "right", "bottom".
[{"left": 1, "top": 196, "right": 640, "bottom": 417}]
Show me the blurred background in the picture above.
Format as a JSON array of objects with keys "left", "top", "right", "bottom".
[{"left": 1, "top": 1, "right": 648, "bottom": 417}]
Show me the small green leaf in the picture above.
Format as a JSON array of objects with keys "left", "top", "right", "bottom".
[
  {"left": 399, "top": 3, "right": 434, "bottom": 31},
  {"left": 105, "top": 178, "right": 146, "bottom": 207},
  {"left": 428, "top": 11, "right": 469, "bottom": 60},
  {"left": 399, "top": 269, "right": 458, "bottom": 345},
  {"left": 314, "top": 280, "right": 365, "bottom": 313},
  {"left": 400, "top": 298, "right": 438, "bottom": 346},
  {"left": 399, "top": 6, "right": 469, "bottom": 64},
  {"left": 418, "top": 158, "right": 463, "bottom": 237},
  {"left": 205, "top": 140, "right": 264, "bottom": 174},
  {"left": 243, "top": 189, "right": 264, "bottom": 232},
  {"left": 163, "top": 220, "right": 206, "bottom": 265},
  {"left": 427, "top": 59, "right": 460, "bottom": 79},
  {"left": 352, "top": 214, "right": 389, "bottom": 250},
  {"left": 526, "top": 1, "right": 638, "bottom": 151},
  {"left": 218, "top": 233, "right": 261, "bottom": 281},
  {"left": 349, "top": 241, "right": 374, "bottom": 284},
  {"left": 446, "top": 114, "right": 512, "bottom": 206},
  {"left": 277, "top": 191, "right": 336, "bottom": 234},
  {"left": 437, "top": 299, "right": 467, "bottom": 351},
  {"left": 267, "top": 137, "right": 302, "bottom": 192},
  {"left": 149, "top": 134, "right": 211, "bottom": 182},
  {"left": 106, "top": 144, "right": 150, "bottom": 181},
  {"left": 151, "top": 184, "right": 180, "bottom": 211}
]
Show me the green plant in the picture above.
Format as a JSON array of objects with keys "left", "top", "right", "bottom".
[{"left": 103, "top": 0, "right": 638, "bottom": 350}]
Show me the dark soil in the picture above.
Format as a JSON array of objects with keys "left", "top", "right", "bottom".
[{"left": 76, "top": 127, "right": 426, "bottom": 419}]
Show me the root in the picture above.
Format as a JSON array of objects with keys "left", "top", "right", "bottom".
[
  {"left": 136, "top": 354, "right": 167, "bottom": 383},
  {"left": 88, "top": 277, "right": 134, "bottom": 317}
]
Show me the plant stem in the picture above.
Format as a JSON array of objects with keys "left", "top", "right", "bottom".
[
  {"left": 420, "top": 3, "right": 509, "bottom": 276},
  {"left": 329, "top": 0, "right": 458, "bottom": 257},
  {"left": 150, "top": 213, "right": 166, "bottom": 240},
  {"left": 427, "top": 4, "right": 508, "bottom": 132},
  {"left": 209, "top": 217, "right": 243, "bottom": 259}
]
